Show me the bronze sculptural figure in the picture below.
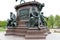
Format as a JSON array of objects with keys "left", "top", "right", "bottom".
[
  {"left": 7, "top": 12, "right": 16, "bottom": 27},
  {"left": 29, "top": 7, "right": 40, "bottom": 29},
  {"left": 16, "top": 0, "right": 25, "bottom": 4},
  {"left": 40, "top": 12, "right": 47, "bottom": 26}
]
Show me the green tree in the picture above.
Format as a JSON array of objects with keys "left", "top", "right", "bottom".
[
  {"left": 46, "top": 15, "right": 54, "bottom": 28},
  {"left": 55, "top": 15, "right": 60, "bottom": 28}
]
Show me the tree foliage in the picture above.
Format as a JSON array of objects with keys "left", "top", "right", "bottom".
[
  {"left": 45, "top": 15, "right": 60, "bottom": 28},
  {"left": 0, "top": 21, "right": 7, "bottom": 28},
  {"left": 55, "top": 15, "right": 60, "bottom": 28},
  {"left": 46, "top": 15, "right": 54, "bottom": 28}
]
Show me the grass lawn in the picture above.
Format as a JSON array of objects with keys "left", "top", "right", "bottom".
[{"left": 0, "top": 27, "right": 6, "bottom": 32}]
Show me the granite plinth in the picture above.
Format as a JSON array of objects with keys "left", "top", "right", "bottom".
[
  {"left": 25, "top": 27, "right": 47, "bottom": 39},
  {"left": 5, "top": 26, "right": 50, "bottom": 40}
]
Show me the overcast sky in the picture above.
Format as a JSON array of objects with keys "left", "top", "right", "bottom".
[{"left": 0, "top": 0, "right": 60, "bottom": 21}]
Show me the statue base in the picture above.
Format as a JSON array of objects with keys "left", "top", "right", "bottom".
[
  {"left": 5, "top": 26, "right": 50, "bottom": 40},
  {"left": 25, "top": 27, "right": 49, "bottom": 40},
  {"left": 5, "top": 1, "right": 51, "bottom": 40},
  {"left": 5, "top": 26, "right": 27, "bottom": 36}
]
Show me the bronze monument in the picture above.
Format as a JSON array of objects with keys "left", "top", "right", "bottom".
[{"left": 6, "top": 0, "right": 50, "bottom": 40}]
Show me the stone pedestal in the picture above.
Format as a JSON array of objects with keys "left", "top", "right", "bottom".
[
  {"left": 5, "top": 1, "right": 50, "bottom": 40},
  {"left": 5, "top": 26, "right": 27, "bottom": 36},
  {"left": 5, "top": 26, "right": 50, "bottom": 40},
  {"left": 14, "top": 27, "right": 27, "bottom": 36},
  {"left": 25, "top": 27, "right": 48, "bottom": 40},
  {"left": 5, "top": 27, "right": 15, "bottom": 35},
  {"left": 5, "top": 20, "right": 50, "bottom": 40}
]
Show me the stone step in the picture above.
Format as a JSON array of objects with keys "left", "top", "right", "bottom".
[
  {"left": 6, "top": 26, "right": 49, "bottom": 40},
  {"left": 5, "top": 31, "right": 26, "bottom": 36},
  {"left": 7, "top": 26, "right": 27, "bottom": 29},
  {"left": 25, "top": 28, "right": 48, "bottom": 39},
  {"left": 15, "top": 30, "right": 26, "bottom": 32},
  {"left": 27, "top": 30, "right": 47, "bottom": 33},
  {"left": 18, "top": 25, "right": 26, "bottom": 27},
  {"left": 26, "top": 34, "right": 47, "bottom": 38},
  {"left": 15, "top": 33, "right": 26, "bottom": 36},
  {"left": 7, "top": 27, "right": 15, "bottom": 29},
  {"left": 5, "top": 32, "right": 15, "bottom": 35},
  {"left": 6, "top": 29, "right": 15, "bottom": 32},
  {"left": 15, "top": 31, "right": 26, "bottom": 33},
  {"left": 6, "top": 26, "right": 27, "bottom": 35},
  {"left": 25, "top": 39, "right": 45, "bottom": 40},
  {"left": 25, "top": 35, "right": 46, "bottom": 39},
  {"left": 26, "top": 33, "right": 46, "bottom": 39},
  {"left": 26, "top": 32, "right": 46, "bottom": 35},
  {"left": 19, "top": 20, "right": 29, "bottom": 22},
  {"left": 15, "top": 27, "right": 27, "bottom": 29}
]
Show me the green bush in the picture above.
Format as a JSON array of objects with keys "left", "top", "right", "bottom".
[{"left": 0, "top": 21, "right": 7, "bottom": 28}]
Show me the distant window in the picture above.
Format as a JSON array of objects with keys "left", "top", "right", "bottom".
[{"left": 19, "top": 9, "right": 29, "bottom": 19}]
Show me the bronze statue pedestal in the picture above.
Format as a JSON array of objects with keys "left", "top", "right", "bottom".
[
  {"left": 5, "top": 26, "right": 50, "bottom": 40},
  {"left": 5, "top": 1, "right": 50, "bottom": 40},
  {"left": 25, "top": 27, "right": 49, "bottom": 40}
]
